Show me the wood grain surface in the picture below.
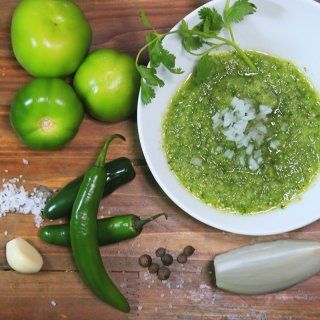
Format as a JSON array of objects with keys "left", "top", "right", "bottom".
[{"left": 1, "top": 1, "right": 320, "bottom": 319}]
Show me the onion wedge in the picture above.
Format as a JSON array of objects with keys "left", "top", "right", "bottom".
[{"left": 214, "top": 239, "right": 320, "bottom": 294}]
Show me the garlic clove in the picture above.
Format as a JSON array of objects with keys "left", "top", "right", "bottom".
[{"left": 6, "top": 237, "right": 43, "bottom": 274}]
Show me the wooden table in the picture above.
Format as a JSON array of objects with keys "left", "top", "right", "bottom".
[{"left": 1, "top": 1, "right": 320, "bottom": 319}]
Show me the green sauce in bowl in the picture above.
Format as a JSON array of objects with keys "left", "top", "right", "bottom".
[{"left": 163, "top": 51, "right": 320, "bottom": 214}]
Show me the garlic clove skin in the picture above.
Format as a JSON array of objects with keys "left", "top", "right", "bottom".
[
  {"left": 214, "top": 239, "right": 320, "bottom": 295},
  {"left": 6, "top": 237, "right": 43, "bottom": 274}
]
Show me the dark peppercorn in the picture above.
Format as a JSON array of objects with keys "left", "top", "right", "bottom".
[
  {"left": 161, "top": 253, "right": 173, "bottom": 266},
  {"left": 183, "top": 246, "right": 195, "bottom": 257},
  {"left": 156, "top": 247, "right": 166, "bottom": 258},
  {"left": 148, "top": 263, "right": 159, "bottom": 274},
  {"left": 177, "top": 253, "right": 188, "bottom": 264},
  {"left": 139, "top": 254, "right": 152, "bottom": 268},
  {"left": 158, "top": 266, "right": 171, "bottom": 280}
]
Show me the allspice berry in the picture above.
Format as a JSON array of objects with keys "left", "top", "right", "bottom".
[
  {"left": 148, "top": 263, "right": 159, "bottom": 274},
  {"left": 177, "top": 253, "right": 188, "bottom": 264},
  {"left": 158, "top": 266, "right": 171, "bottom": 280},
  {"left": 156, "top": 247, "right": 166, "bottom": 258},
  {"left": 183, "top": 245, "right": 195, "bottom": 257},
  {"left": 139, "top": 254, "right": 152, "bottom": 268},
  {"left": 161, "top": 253, "right": 173, "bottom": 266}
]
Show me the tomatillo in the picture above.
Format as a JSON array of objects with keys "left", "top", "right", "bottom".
[
  {"left": 11, "top": 78, "right": 84, "bottom": 150},
  {"left": 11, "top": 0, "right": 92, "bottom": 77},
  {"left": 73, "top": 48, "right": 140, "bottom": 122}
]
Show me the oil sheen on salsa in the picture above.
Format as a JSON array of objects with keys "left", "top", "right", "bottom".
[{"left": 163, "top": 51, "right": 320, "bottom": 214}]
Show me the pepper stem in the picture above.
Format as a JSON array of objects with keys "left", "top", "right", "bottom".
[
  {"left": 134, "top": 213, "right": 168, "bottom": 231},
  {"left": 95, "top": 134, "right": 125, "bottom": 168}
]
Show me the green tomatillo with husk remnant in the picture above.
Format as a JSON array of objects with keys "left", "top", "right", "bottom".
[{"left": 10, "top": 78, "right": 84, "bottom": 150}]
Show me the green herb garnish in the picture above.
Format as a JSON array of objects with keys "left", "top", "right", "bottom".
[{"left": 136, "top": 0, "right": 257, "bottom": 104}]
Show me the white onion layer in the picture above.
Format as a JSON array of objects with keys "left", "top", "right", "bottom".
[{"left": 214, "top": 239, "right": 320, "bottom": 295}]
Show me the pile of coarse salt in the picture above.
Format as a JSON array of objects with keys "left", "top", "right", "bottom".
[
  {"left": 0, "top": 177, "right": 52, "bottom": 228},
  {"left": 212, "top": 96, "right": 280, "bottom": 171}
]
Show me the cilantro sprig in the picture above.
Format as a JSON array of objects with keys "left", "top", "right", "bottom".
[{"left": 136, "top": 0, "right": 257, "bottom": 104}]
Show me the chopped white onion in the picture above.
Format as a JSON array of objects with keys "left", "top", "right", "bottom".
[
  {"left": 212, "top": 97, "right": 273, "bottom": 170},
  {"left": 248, "top": 157, "right": 259, "bottom": 171},
  {"left": 246, "top": 144, "right": 254, "bottom": 155},
  {"left": 190, "top": 156, "right": 202, "bottom": 167},
  {"left": 238, "top": 156, "right": 245, "bottom": 166},
  {"left": 224, "top": 149, "right": 234, "bottom": 159},
  {"left": 270, "top": 140, "right": 280, "bottom": 150}
]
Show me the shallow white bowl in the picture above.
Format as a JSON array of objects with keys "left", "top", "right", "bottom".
[{"left": 137, "top": 0, "right": 320, "bottom": 236}]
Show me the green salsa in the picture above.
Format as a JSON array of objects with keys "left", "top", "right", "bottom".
[{"left": 163, "top": 51, "right": 320, "bottom": 214}]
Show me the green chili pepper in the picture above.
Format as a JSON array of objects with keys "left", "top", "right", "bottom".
[
  {"left": 43, "top": 157, "right": 135, "bottom": 220},
  {"left": 39, "top": 213, "right": 167, "bottom": 247},
  {"left": 70, "top": 134, "right": 130, "bottom": 313}
]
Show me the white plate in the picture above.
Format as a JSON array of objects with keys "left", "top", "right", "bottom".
[{"left": 137, "top": 0, "right": 320, "bottom": 236}]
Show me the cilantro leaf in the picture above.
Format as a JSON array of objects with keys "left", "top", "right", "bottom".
[
  {"left": 198, "top": 7, "right": 224, "bottom": 33},
  {"left": 146, "top": 32, "right": 162, "bottom": 68},
  {"left": 146, "top": 34, "right": 183, "bottom": 74},
  {"left": 195, "top": 54, "right": 212, "bottom": 84},
  {"left": 137, "top": 65, "right": 164, "bottom": 87},
  {"left": 136, "top": 0, "right": 258, "bottom": 105},
  {"left": 140, "top": 10, "right": 153, "bottom": 29},
  {"left": 179, "top": 20, "right": 204, "bottom": 52},
  {"left": 183, "top": 35, "right": 204, "bottom": 52},
  {"left": 154, "top": 41, "right": 183, "bottom": 74},
  {"left": 226, "top": 0, "right": 256, "bottom": 24},
  {"left": 140, "top": 80, "right": 155, "bottom": 104},
  {"left": 179, "top": 20, "right": 189, "bottom": 34},
  {"left": 146, "top": 32, "right": 159, "bottom": 67}
]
